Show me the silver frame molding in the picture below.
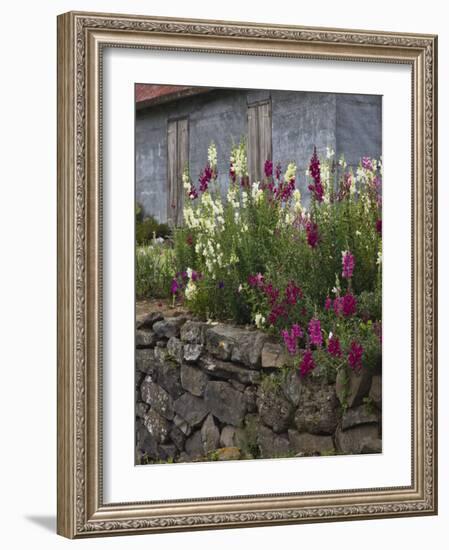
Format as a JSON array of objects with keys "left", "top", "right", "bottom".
[{"left": 57, "top": 11, "right": 438, "bottom": 538}]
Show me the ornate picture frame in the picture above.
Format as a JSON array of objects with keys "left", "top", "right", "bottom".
[{"left": 57, "top": 11, "right": 438, "bottom": 538}]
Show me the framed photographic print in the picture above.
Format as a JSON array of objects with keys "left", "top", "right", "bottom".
[{"left": 57, "top": 11, "right": 438, "bottom": 538}]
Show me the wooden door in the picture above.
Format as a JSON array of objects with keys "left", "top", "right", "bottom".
[
  {"left": 167, "top": 118, "right": 189, "bottom": 226},
  {"left": 247, "top": 100, "right": 272, "bottom": 184}
]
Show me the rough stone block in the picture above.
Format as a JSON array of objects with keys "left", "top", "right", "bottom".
[
  {"left": 136, "top": 329, "right": 158, "bottom": 348},
  {"left": 288, "top": 430, "right": 334, "bottom": 455},
  {"left": 204, "top": 381, "right": 247, "bottom": 427},
  {"left": 336, "top": 366, "right": 372, "bottom": 408},
  {"left": 173, "top": 393, "right": 209, "bottom": 427},
  {"left": 257, "top": 387, "right": 294, "bottom": 433},
  {"left": 201, "top": 414, "right": 220, "bottom": 454},
  {"left": 153, "top": 316, "right": 187, "bottom": 339},
  {"left": 295, "top": 382, "right": 339, "bottom": 435},
  {"left": 180, "top": 364, "right": 209, "bottom": 397},
  {"left": 140, "top": 377, "right": 174, "bottom": 420},
  {"left": 335, "top": 424, "right": 380, "bottom": 454},
  {"left": 199, "top": 355, "right": 261, "bottom": 385},
  {"left": 166, "top": 337, "right": 184, "bottom": 364}
]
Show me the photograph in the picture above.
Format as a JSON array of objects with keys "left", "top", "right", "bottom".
[{"left": 134, "top": 84, "right": 383, "bottom": 465}]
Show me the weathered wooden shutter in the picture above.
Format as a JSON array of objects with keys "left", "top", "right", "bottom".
[
  {"left": 247, "top": 104, "right": 259, "bottom": 185},
  {"left": 258, "top": 101, "right": 272, "bottom": 177},
  {"left": 176, "top": 118, "right": 189, "bottom": 226},
  {"left": 167, "top": 118, "right": 189, "bottom": 226},
  {"left": 247, "top": 100, "right": 272, "bottom": 184}
]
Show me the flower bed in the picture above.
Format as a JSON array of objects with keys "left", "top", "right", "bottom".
[{"left": 172, "top": 142, "right": 382, "bottom": 381}]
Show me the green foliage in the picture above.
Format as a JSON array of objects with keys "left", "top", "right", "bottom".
[
  {"left": 136, "top": 213, "right": 172, "bottom": 245},
  {"left": 136, "top": 243, "right": 176, "bottom": 299},
  {"left": 136, "top": 201, "right": 144, "bottom": 224},
  {"left": 145, "top": 142, "right": 382, "bottom": 378}
]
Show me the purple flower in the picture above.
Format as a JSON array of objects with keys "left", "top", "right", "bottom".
[
  {"left": 362, "top": 157, "right": 373, "bottom": 171},
  {"left": 188, "top": 184, "right": 198, "bottom": 200},
  {"left": 248, "top": 273, "right": 265, "bottom": 288},
  {"left": 308, "top": 147, "right": 324, "bottom": 202},
  {"left": 285, "top": 281, "right": 302, "bottom": 305},
  {"left": 264, "top": 160, "right": 273, "bottom": 178},
  {"left": 341, "top": 293, "right": 357, "bottom": 317},
  {"left": 306, "top": 220, "right": 319, "bottom": 248},
  {"left": 325, "top": 296, "right": 332, "bottom": 310},
  {"left": 263, "top": 283, "right": 280, "bottom": 306},
  {"left": 282, "top": 324, "right": 303, "bottom": 355},
  {"left": 338, "top": 172, "right": 352, "bottom": 201},
  {"left": 328, "top": 335, "right": 342, "bottom": 357},
  {"left": 267, "top": 304, "right": 287, "bottom": 326},
  {"left": 308, "top": 318, "right": 323, "bottom": 347},
  {"left": 229, "top": 163, "right": 236, "bottom": 183},
  {"left": 199, "top": 164, "right": 213, "bottom": 193},
  {"left": 348, "top": 341, "right": 364, "bottom": 371},
  {"left": 376, "top": 219, "right": 382, "bottom": 235},
  {"left": 342, "top": 250, "right": 355, "bottom": 279},
  {"left": 333, "top": 297, "right": 343, "bottom": 316},
  {"left": 170, "top": 278, "right": 179, "bottom": 295},
  {"left": 217, "top": 281, "right": 224, "bottom": 289},
  {"left": 275, "top": 162, "right": 282, "bottom": 181},
  {"left": 299, "top": 350, "right": 316, "bottom": 377}
]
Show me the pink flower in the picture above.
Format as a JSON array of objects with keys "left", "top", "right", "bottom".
[
  {"left": 267, "top": 304, "right": 287, "bottom": 325},
  {"left": 338, "top": 171, "right": 353, "bottom": 201},
  {"left": 348, "top": 341, "right": 364, "bottom": 371},
  {"left": 264, "top": 160, "right": 273, "bottom": 178},
  {"left": 188, "top": 184, "right": 198, "bottom": 199},
  {"left": 328, "top": 335, "right": 342, "bottom": 357},
  {"left": 341, "top": 293, "right": 357, "bottom": 317},
  {"left": 263, "top": 283, "right": 280, "bottom": 306},
  {"left": 308, "top": 147, "right": 324, "bottom": 202},
  {"left": 362, "top": 157, "right": 373, "bottom": 171},
  {"left": 308, "top": 318, "right": 323, "bottom": 347},
  {"left": 324, "top": 296, "right": 332, "bottom": 310},
  {"left": 275, "top": 162, "right": 282, "bottom": 181},
  {"left": 199, "top": 164, "right": 213, "bottom": 193},
  {"left": 248, "top": 273, "right": 265, "bottom": 288},
  {"left": 333, "top": 297, "right": 343, "bottom": 316},
  {"left": 285, "top": 281, "right": 302, "bottom": 305},
  {"left": 299, "top": 350, "right": 316, "bottom": 377},
  {"left": 306, "top": 220, "right": 319, "bottom": 248},
  {"left": 342, "top": 250, "right": 355, "bottom": 279},
  {"left": 170, "top": 278, "right": 179, "bottom": 295},
  {"left": 282, "top": 324, "right": 303, "bottom": 355},
  {"left": 229, "top": 163, "right": 236, "bottom": 183}
]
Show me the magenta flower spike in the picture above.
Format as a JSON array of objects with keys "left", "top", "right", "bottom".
[
  {"left": 342, "top": 250, "right": 355, "bottom": 279},
  {"left": 308, "top": 318, "right": 323, "bottom": 347},
  {"left": 299, "top": 350, "right": 316, "bottom": 377}
]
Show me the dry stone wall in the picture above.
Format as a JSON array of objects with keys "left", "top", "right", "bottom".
[{"left": 135, "top": 312, "right": 382, "bottom": 464}]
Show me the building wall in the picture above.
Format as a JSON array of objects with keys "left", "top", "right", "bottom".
[{"left": 136, "top": 88, "right": 382, "bottom": 222}]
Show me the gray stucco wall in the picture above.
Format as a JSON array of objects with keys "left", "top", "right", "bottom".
[{"left": 136, "top": 88, "right": 381, "bottom": 222}]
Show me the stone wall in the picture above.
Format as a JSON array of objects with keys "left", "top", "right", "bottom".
[{"left": 135, "top": 312, "right": 382, "bottom": 464}]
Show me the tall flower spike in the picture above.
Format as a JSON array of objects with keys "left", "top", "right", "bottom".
[
  {"left": 308, "top": 147, "right": 324, "bottom": 202},
  {"left": 299, "top": 350, "right": 316, "bottom": 377},
  {"left": 342, "top": 250, "right": 355, "bottom": 279},
  {"left": 308, "top": 318, "right": 323, "bottom": 347}
]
